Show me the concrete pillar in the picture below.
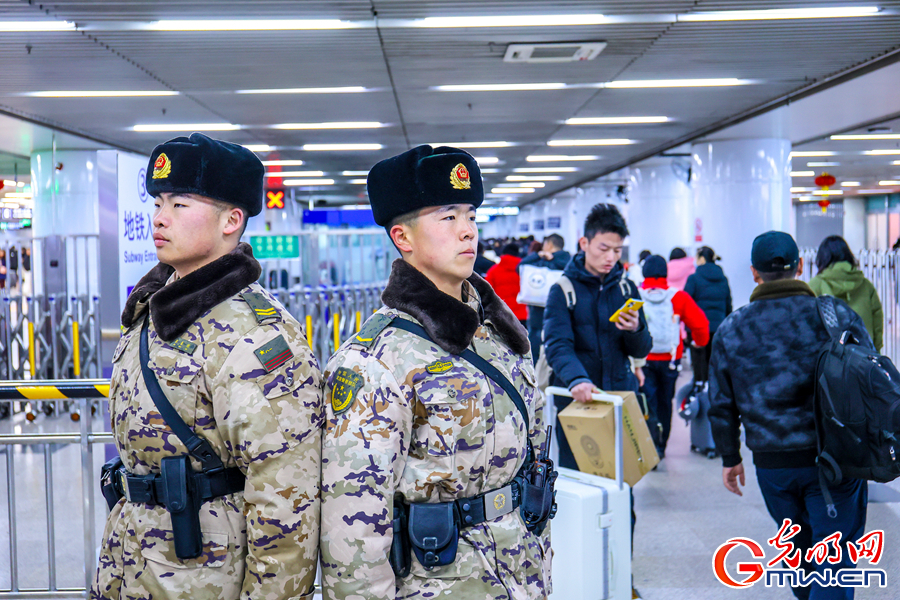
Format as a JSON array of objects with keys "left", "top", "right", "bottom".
[
  {"left": 627, "top": 157, "right": 694, "bottom": 260},
  {"left": 843, "top": 197, "right": 867, "bottom": 253},
  {"left": 691, "top": 138, "right": 792, "bottom": 308}
]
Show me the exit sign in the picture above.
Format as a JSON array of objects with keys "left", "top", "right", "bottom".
[{"left": 250, "top": 235, "right": 300, "bottom": 259}]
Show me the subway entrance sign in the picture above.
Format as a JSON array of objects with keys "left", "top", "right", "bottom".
[{"left": 250, "top": 235, "right": 300, "bottom": 259}]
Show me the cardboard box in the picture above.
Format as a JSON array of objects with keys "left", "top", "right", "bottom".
[{"left": 558, "top": 391, "right": 659, "bottom": 486}]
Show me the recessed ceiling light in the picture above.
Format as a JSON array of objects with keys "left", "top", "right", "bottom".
[
  {"left": 432, "top": 141, "right": 512, "bottom": 148},
  {"left": 480, "top": 168, "right": 500, "bottom": 174},
  {"left": 790, "top": 151, "right": 836, "bottom": 157},
  {"left": 301, "top": 144, "right": 383, "bottom": 151},
  {"left": 790, "top": 171, "right": 815, "bottom": 177},
  {"left": 490, "top": 187, "right": 536, "bottom": 194},
  {"left": 790, "top": 187, "right": 814, "bottom": 193},
  {"left": 272, "top": 122, "right": 384, "bottom": 130},
  {"left": 148, "top": 19, "right": 355, "bottom": 31},
  {"left": 474, "top": 157, "right": 500, "bottom": 165},
  {"left": 832, "top": 134, "right": 900, "bottom": 140},
  {"left": 265, "top": 171, "right": 325, "bottom": 178},
  {"left": 349, "top": 179, "right": 368, "bottom": 185},
  {"left": 841, "top": 181, "right": 861, "bottom": 187},
  {"left": 262, "top": 160, "right": 305, "bottom": 166},
  {"left": 565, "top": 116, "right": 668, "bottom": 125},
  {"left": 547, "top": 139, "right": 632, "bottom": 147},
  {"left": 497, "top": 182, "right": 545, "bottom": 188},
  {"left": 27, "top": 90, "right": 179, "bottom": 98},
  {"left": 514, "top": 167, "right": 579, "bottom": 173},
  {"left": 813, "top": 190, "right": 844, "bottom": 196},
  {"left": 434, "top": 83, "right": 566, "bottom": 92},
  {"left": 341, "top": 171, "right": 369, "bottom": 176},
  {"left": 879, "top": 180, "right": 900, "bottom": 186},
  {"left": 419, "top": 14, "right": 608, "bottom": 28},
  {"left": 133, "top": 123, "right": 239, "bottom": 132},
  {"left": 864, "top": 150, "right": 900, "bottom": 155},
  {"left": 527, "top": 155, "right": 599, "bottom": 162},
  {"left": 605, "top": 78, "right": 747, "bottom": 88},
  {"left": 893, "top": 161, "right": 900, "bottom": 166},
  {"left": 3, "top": 192, "right": 31, "bottom": 199},
  {"left": 0, "top": 21, "right": 74, "bottom": 32},
  {"left": 243, "top": 145, "right": 272, "bottom": 152},
  {"left": 808, "top": 162, "right": 840, "bottom": 167},
  {"left": 680, "top": 7, "right": 880, "bottom": 21},
  {"left": 507, "top": 175, "right": 563, "bottom": 181},
  {"left": 236, "top": 86, "right": 368, "bottom": 95},
  {"left": 283, "top": 178, "right": 335, "bottom": 186}
]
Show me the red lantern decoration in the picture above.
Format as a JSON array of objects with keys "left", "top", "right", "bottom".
[
  {"left": 814, "top": 172, "right": 837, "bottom": 213},
  {"left": 818, "top": 199, "right": 830, "bottom": 211}
]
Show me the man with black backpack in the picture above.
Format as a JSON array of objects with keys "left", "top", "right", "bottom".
[{"left": 709, "top": 231, "right": 872, "bottom": 600}]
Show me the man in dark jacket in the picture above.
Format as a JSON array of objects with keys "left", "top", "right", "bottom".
[
  {"left": 543, "top": 205, "right": 652, "bottom": 469},
  {"left": 473, "top": 241, "right": 496, "bottom": 276},
  {"left": 709, "top": 231, "right": 870, "bottom": 600},
  {"left": 519, "top": 233, "right": 571, "bottom": 361}
]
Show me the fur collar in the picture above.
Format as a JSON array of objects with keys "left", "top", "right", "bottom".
[
  {"left": 381, "top": 259, "right": 530, "bottom": 356},
  {"left": 121, "top": 242, "right": 262, "bottom": 341}
]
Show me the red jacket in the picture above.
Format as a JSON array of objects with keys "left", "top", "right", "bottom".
[
  {"left": 485, "top": 255, "right": 528, "bottom": 321},
  {"left": 641, "top": 277, "right": 710, "bottom": 361}
]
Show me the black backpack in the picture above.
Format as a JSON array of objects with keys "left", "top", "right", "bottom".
[{"left": 814, "top": 296, "right": 900, "bottom": 514}]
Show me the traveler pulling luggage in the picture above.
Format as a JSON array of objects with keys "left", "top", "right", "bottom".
[{"left": 675, "top": 382, "right": 718, "bottom": 459}]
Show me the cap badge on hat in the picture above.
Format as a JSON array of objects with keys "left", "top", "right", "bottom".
[
  {"left": 152, "top": 153, "right": 171, "bottom": 179},
  {"left": 450, "top": 163, "right": 471, "bottom": 190}
]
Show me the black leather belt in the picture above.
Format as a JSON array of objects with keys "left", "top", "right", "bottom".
[
  {"left": 115, "top": 467, "right": 244, "bottom": 507},
  {"left": 455, "top": 477, "right": 523, "bottom": 528}
]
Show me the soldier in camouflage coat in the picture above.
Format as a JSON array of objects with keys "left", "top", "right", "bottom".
[
  {"left": 91, "top": 134, "right": 321, "bottom": 600},
  {"left": 320, "top": 145, "right": 552, "bottom": 600}
]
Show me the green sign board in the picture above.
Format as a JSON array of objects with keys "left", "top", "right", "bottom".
[{"left": 250, "top": 235, "right": 300, "bottom": 260}]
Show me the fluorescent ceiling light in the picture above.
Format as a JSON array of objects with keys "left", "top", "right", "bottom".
[
  {"left": 349, "top": 179, "right": 368, "bottom": 185},
  {"left": 507, "top": 175, "right": 563, "bottom": 181},
  {"left": 27, "top": 90, "right": 178, "bottom": 98},
  {"left": 832, "top": 133, "right": 900, "bottom": 140},
  {"left": 527, "top": 155, "right": 599, "bottom": 162},
  {"left": 148, "top": 19, "right": 354, "bottom": 31},
  {"left": 3, "top": 192, "right": 32, "bottom": 199},
  {"left": 474, "top": 157, "right": 500, "bottom": 165},
  {"left": 236, "top": 86, "right": 368, "bottom": 95},
  {"left": 813, "top": 190, "right": 844, "bottom": 196},
  {"left": 879, "top": 180, "right": 900, "bottom": 186},
  {"left": 605, "top": 78, "right": 747, "bottom": 88},
  {"left": 262, "top": 160, "right": 304, "bottom": 166},
  {"left": 865, "top": 150, "right": 900, "bottom": 155},
  {"left": 790, "top": 187, "right": 814, "bottom": 193},
  {"left": 790, "top": 151, "right": 836, "bottom": 157},
  {"left": 419, "top": 14, "right": 607, "bottom": 28},
  {"left": 894, "top": 160, "right": 900, "bottom": 166},
  {"left": 435, "top": 83, "right": 566, "bottom": 92},
  {"left": 790, "top": 171, "right": 815, "bottom": 177},
  {"left": 265, "top": 171, "right": 324, "bottom": 178},
  {"left": 272, "top": 122, "right": 384, "bottom": 130},
  {"left": 2, "top": 180, "right": 26, "bottom": 187},
  {"left": 301, "top": 144, "right": 383, "bottom": 151},
  {"left": 497, "top": 182, "right": 545, "bottom": 188},
  {"left": 0, "top": 21, "right": 74, "bottom": 32},
  {"left": 283, "top": 179, "right": 335, "bottom": 186},
  {"left": 480, "top": 168, "right": 500, "bottom": 174},
  {"left": 341, "top": 171, "right": 369, "bottom": 176},
  {"left": 566, "top": 116, "right": 668, "bottom": 125},
  {"left": 491, "top": 187, "right": 536, "bottom": 194},
  {"left": 243, "top": 145, "right": 272, "bottom": 152},
  {"left": 432, "top": 141, "right": 512, "bottom": 148},
  {"left": 547, "top": 139, "right": 632, "bottom": 147},
  {"left": 133, "top": 123, "right": 238, "bottom": 132},
  {"left": 514, "top": 167, "right": 579, "bottom": 173},
  {"left": 680, "top": 7, "right": 880, "bottom": 22},
  {"left": 808, "top": 162, "right": 840, "bottom": 167},
  {"left": 841, "top": 181, "right": 861, "bottom": 187}
]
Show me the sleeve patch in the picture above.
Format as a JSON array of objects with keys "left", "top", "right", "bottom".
[
  {"left": 331, "top": 367, "right": 364, "bottom": 415},
  {"left": 254, "top": 335, "right": 294, "bottom": 372}
]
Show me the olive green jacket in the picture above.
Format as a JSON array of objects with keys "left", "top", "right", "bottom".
[{"left": 809, "top": 261, "right": 883, "bottom": 351}]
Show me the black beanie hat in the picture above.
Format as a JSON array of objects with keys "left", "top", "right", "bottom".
[
  {"left": 146, "top": 133, "right": 264, "bottom": 217},
  {"left": 367, "top": 145, "right": 484, "bottom": 227},
  {"left": 642, "top": 255, "right": 668, "bottom": 279}
]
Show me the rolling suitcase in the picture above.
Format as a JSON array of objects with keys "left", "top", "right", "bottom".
[{"left": 676, "top": 382, "right": 718, "bottom": 459}]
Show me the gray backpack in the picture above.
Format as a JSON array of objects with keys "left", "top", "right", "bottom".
[
  {"left": 535, "top": 276, "right": 575, "bottom": 391},
  {"left": 640, "top": 287, "right": 680, "bottom": 356}
]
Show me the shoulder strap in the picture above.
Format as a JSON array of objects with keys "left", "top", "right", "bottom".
[
  {"left": 390, "top": 317, "right": 533, "bottom": 455},
  {"left": 140, "top": 318, "right": 224, "bottom": 472},
  {"left": 816, "top": 296, "right": 841, "bottom": 341},
  {"left": 557, "top": 275, "right": 576, "bottom": 310}
]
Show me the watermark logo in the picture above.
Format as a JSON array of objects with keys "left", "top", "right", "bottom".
[{"left": 713, "top": 519, "right": 886, "bottom": 589}]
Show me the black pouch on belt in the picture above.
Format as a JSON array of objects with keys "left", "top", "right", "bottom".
[
  {"left": 160, "top": 455, "right": 203, "bottom": 560},
  {"left": 390, "top": 497, "right": 411, "bottom": 578},
  {"left": 407, "top": 502, "right": 459, "bottom": 569},
  {"left": 100, "top": 456, "right": 124, "bottom": 511}
]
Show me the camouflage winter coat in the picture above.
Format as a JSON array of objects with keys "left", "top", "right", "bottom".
[
  {"left": 92, "top": 244, "right": 322, "bottom": 600},
  {"left": 320, "top": 259, "right": 552, "bottom": 600}
]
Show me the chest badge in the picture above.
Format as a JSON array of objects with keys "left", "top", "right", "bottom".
[
  {"left": 331, "top": 367, "right": 364, "bottom": 416},
  {"left": 426, "top": 360, "right": 453, "bottom": 374},
  {"left": 168, "top": 337, "right": 197, "bottom": 355},
  {"left": 152, "top": 153, "right": 172, "bottom": 179},
  {"left": 254, "top": 335, "right": 293, "bottom": 372},
  {"left": 450, "top": 163, "right": 471, "bottom": 190}
]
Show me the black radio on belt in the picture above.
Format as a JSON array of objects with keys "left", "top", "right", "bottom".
[{"left": 520, "top": 426, "right": 558, "bottom": 536}]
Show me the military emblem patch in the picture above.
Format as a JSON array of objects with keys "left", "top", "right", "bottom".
[
  {"left": 450, "top": 163, "right": 471, "bottom": 190},
  {"left": 152, "top": 153, "right": 172, "bottom": 179},
  {"left": 167, "top": 337, "right": 197, "bottom": 355},
  {"left": 426, "top": 360, "right": 453, "bottom": 374},
  {"left": 332, "top": 367, "right": 364, "bottom": 415},
  {"left": 254, "top": 335, "right": 293, "bottom": 372}
]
